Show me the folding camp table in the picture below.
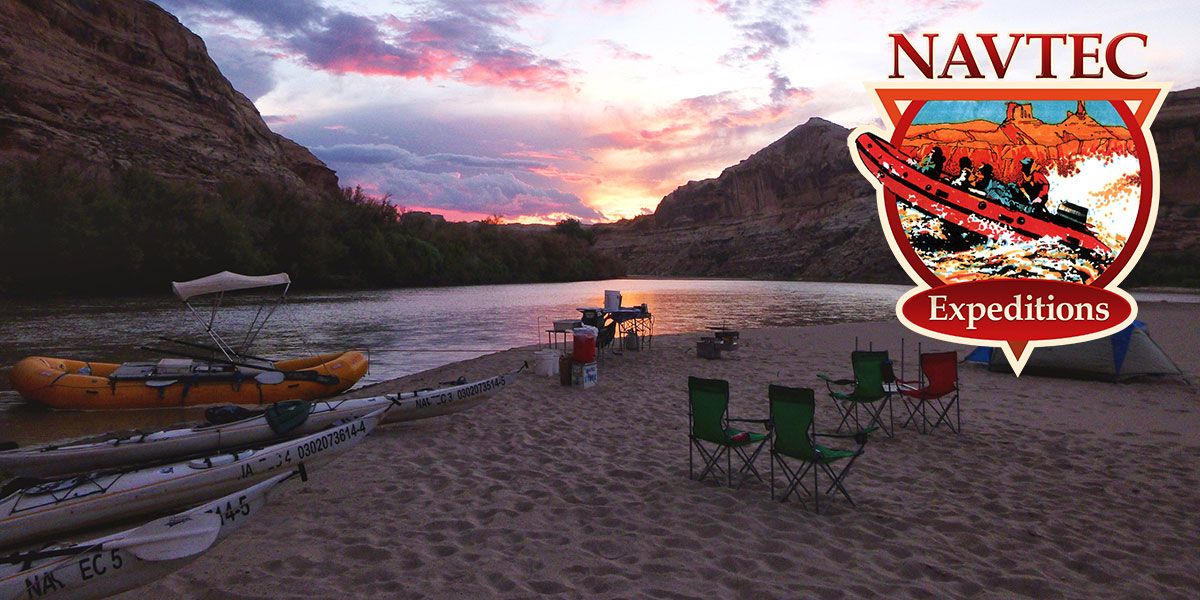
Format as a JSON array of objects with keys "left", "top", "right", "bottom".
[
  {"left": 576, "top": 306, "right": 653, "bottom": 355},
  {"left": 544, "top": 329, "right": 570, "bottom": 351}
]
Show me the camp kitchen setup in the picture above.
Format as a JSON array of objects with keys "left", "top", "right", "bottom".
[{"left": 534, "top": 290, "right": 653, "bottom": 387}]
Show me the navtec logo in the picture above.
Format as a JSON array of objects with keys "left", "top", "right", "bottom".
[{"left": 849, "top": 33, "right": 1169, "bottom": 375}]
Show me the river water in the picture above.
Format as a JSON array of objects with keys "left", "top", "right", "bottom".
[
  {"left": 3, "top": 278, "right": 1194, "bottom": 446},
  {"left": 0, "top": 279, "right": 909, "bottom": 444}
]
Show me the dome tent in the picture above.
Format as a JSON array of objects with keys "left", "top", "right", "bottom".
[{"left": 967, "top": 321, "right": 1182, "bottom": 382}]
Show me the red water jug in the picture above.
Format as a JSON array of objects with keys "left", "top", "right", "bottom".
[{"left": 572, "top": 327, "right": 597, "bottom": 363}]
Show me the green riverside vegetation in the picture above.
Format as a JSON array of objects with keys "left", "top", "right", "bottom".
[{"left": 0, "top": 158, "right": 624, "bottom": 296}]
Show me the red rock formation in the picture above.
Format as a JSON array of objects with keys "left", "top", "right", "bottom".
[
  {"left": 901, "top": 101, "right": 1135, "bottom": 184},
  {"left": 1141, "top": 87, "right": 1200, "bottom": 259},
  {"left": 593, "top": 118, "right": 905, "bottom": 283},
  {"left": 0, "top": 0, "right": 339, "bottom": 196}
]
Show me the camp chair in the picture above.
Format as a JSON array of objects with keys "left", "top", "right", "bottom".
[
  {"left": 817, "top": 351, "right": 894, "bottom": 437},
  {"left": 897, "top": 351, "right": 960, "bottom": 433},
  {"left": 688, "top": 377, "right": 770, "bottom": 488},
  {"left": 768, "top": 385, "right": 871, "bottom": 513}
]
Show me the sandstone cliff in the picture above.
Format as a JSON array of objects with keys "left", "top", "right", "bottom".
[
  {"left": 0, "top": 0, "right": 338, "bottom": 196},
  {"left": 1141, "top": 87, "right": 1200, "bottom": 260},
  {"left": 593, "top": 117, "right": 906, "bottom": 283},
  {"left": 595, "top": 89, "right": 1200, "bottom": 285}
]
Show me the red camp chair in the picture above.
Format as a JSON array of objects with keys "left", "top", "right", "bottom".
[{"left": 897, "top": 351, "right": 960, "bottom": 434}]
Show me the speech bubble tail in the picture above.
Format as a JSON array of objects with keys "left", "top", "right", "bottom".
[{"left": 1004, "top": 340, "right": 1031, "bottom": 376}]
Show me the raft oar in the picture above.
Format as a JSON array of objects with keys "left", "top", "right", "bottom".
[
  {"left": 139, "top": 346, "right": 285, "bottom": 374},
  {"left": 157, "top": 337, "right": 276, "bottom": 364},
  {"left": 129, "top": 464, "right": 305, "bottom": 560},
  {"left": 0, "top": 467, "right": 308, "bottom": 565},
  {"left": 1, "top": 507, "right": 224, "bottom": 564}
]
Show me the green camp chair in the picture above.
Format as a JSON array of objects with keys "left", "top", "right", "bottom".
[
  {"left": 818, "top": 350, "right": 894, "bottom": 437},
  {"left": 768, "top": 385, "right": 872, "bottom": 513},
  {"left": 688, "top": 377, "right": 770, "bottom": 488}
]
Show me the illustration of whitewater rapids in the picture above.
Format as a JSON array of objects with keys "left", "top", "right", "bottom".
[{"left": 901, "top": 154, "right": 1140, "bottom": 285}]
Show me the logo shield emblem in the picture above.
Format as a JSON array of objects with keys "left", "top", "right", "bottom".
[{"left": 850, "top": 84, "right": 1170, "bottom": 375}]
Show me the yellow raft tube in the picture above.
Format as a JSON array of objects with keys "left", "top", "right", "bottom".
[{"left": 9, "top": 351, "right": 368, "bottom": 410}]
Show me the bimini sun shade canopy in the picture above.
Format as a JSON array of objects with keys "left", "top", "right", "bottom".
[{"left": 172, "top": 272, "right": 291, "bottom": 301}]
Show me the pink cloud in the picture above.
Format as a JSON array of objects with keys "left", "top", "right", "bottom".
[
  {"left": 503, "top": 148, "right": 594, "bottom": 162},
  {"left": 456, "top": 53, "right": 572, "bottom": 90},
  {"left": 587, "top": 84, "right": 812, "bottom": 154},
  {"left": 528, "top": 165, "right": 604, "bottom": 186},
  {"left": 598, "top": 40, "right": 652, "bottom": 61},
  {"left": 263, "top": 114, "right": 299, "bottom": 125}
]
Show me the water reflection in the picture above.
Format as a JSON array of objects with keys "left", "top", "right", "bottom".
[{"left": 2, "top": 281, "right": 909, "bottom": 384}]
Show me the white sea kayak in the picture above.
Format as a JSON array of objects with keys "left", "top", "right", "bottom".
[
  {"left": 0, "top": 408, "right": 383, "bottom": 551},
  {"left": 370, "top": 367, "right": 520, "bottom": 424},
  {"left": 0, "top": 471, "right": 297, "bottom": 600},
  {"left": 0, "top": 400, "right": 384, "bottom": 480},
  {"left": 0, "top": 368, "right": 521, "bottom": 479}
]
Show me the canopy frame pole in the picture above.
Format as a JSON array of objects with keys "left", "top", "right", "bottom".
[
  {"left": 239, "top": 282, "right": 289, "bottom": 356},
  {"left": 183, "top": 296, "right": 238, "bottom": 364},
  {"left": 240, "top": 300, "right": 266, "bottom": 354}
]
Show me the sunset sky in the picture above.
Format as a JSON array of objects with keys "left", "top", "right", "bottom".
[{"left": 158, "top": 0, "right": 1199, "bottom": 223}]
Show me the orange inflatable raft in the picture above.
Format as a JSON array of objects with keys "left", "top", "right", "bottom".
[{"left": 9, "top": 351, "right": 368, "bottom": 410}]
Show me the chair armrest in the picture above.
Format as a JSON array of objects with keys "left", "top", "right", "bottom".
[
  {"left": 817, "top": 373, "right": 854, "bottom": 385},
  {"left": 728, "top": 417, "right": 771, "bottom": 431}
]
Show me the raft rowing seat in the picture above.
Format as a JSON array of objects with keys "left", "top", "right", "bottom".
[
  {"left": 155, "top": 358, "right": 194, "bottom": 377},
  {"left": 109, "top": 363, "right": 158, "bottom": 380}
]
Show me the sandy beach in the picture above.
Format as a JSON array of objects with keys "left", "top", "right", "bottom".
[{"left": 120, "top": 301, "right": 1200, "bottom": 599}]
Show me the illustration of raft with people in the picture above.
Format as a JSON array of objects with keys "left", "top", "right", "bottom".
[
  {"left": 855, "top": 100, "right": 1142, "bottom": 284},
  {"left": 856, "top": 131, "right": 1112, "bottom": 255}
]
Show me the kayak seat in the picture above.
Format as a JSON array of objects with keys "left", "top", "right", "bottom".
[{"left": 265, "top": 400, "right": 312, "bottom": 434}]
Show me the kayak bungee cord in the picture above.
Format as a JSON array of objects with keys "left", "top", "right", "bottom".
[{"left": 7, "top": 472, "right": 126, "bottom": 515}]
